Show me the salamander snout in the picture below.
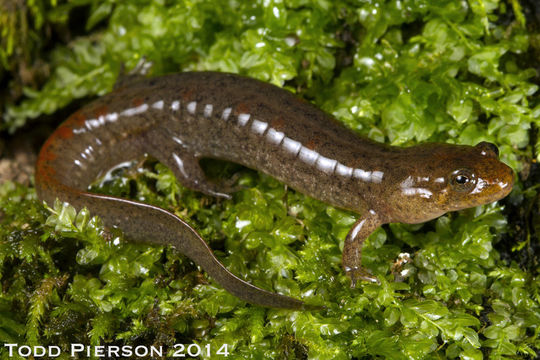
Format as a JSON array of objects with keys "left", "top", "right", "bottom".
[{"left": 488, "top": 160, "right": 514, "bottom": 198}]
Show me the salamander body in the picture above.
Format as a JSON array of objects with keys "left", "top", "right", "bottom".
[{"left": 36, "top": 72, "right": 514, "bottom": 309}]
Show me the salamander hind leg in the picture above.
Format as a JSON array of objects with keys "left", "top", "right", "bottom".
[
  {"left": 149, "top": 145, "right": 236, "bottom": 200},
  {"left": 342, "top": 211, "right": 382, "bottom": 287}
]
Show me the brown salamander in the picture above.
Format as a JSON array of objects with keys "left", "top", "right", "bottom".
[{"left": 35, "top": 72, "right": 514, "bottom": 309}]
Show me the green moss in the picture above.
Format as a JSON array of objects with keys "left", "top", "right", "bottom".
[{"left": 1, "top": 0, "right": 539, "bottom": 359}]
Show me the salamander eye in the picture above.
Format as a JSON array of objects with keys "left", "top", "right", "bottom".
[
  {"left": 449, "top": 169, "right": 475, "bottom": 192},
  {"left": 455, "top": 175, "right": 468, "bottom": 184}
]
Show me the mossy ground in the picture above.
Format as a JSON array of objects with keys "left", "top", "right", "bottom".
[{"left": 0, "top": 0, "right": 539, "bottom": 359}]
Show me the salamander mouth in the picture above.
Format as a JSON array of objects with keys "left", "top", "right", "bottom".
[
  {"left": 492, "top": 164, "right": 514, "bottom": 196},
  {"left": 472, "top": 164, "right": 514, "bottom": 205}
]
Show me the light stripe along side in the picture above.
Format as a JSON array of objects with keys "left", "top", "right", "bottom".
[
  {"left": 237, "top": 113, "right": 251, "bottom": 126},
  {"left": 298, "top": 146, "right": 319, "bottom": 165},
  {"left": 204, "top": 104, "right": 213, "bottom": 118},
  {"left": 152, "top": 100, "right": 164, "bottom": 110},
  {"left": 266, "top": 128, "right": 285, "bottom": 145},
  {"left": 251, "top": 119, "right": 268, "bottom": 135},
  {"left": 315, "top": 155, "right": 338, "bottom": 174},
  {"left": 106, "top": 112, "right": 118, "bottom": 122},
  {"left": 120, "top": 103, "right": 149, "bottom": 117},
  {"left": 335, "top": 163, "right": 354, "bottom": 177},
  {"left": 282, "top": 137, "right": 302, "bottom": 156},
  {"left": 72, "top": 98, "right": 384, "bottom": 183},
  {"left": 222, "top": 107, "right": 232, "bottom": 120},
  {"left": 187, "top": 101, "right": 197, "bottom": 115}
]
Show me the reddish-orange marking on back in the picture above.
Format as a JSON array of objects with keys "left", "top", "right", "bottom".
[
  {"left": 304, "top": 139, "right": 319, "bottom": 150},
  {"left": 38, "top": 144, "right": 58, "bottom": 163},
  {"left": 271, "top": 116, "right": 286, "bottom": 131},
  {"left": 36, "top": 163, "right": 56, "bottom": 182},
  {"left": 69, "top": 111, "right": 87, "bottom": 126},
  {"left": 132, "top": 98, "right": 145, "bottom": 107},
  {"left": 93, "top": 105, "right": 109, "bottom": 118},
  {"left": 234, "top": 102, "right": 250, "bottom": 115},
  {"left": 180, "top": 89, "right": 194, "bottom": 100},
  {"left": 57, "top": 126, "right": 74, "bottom": 140}
]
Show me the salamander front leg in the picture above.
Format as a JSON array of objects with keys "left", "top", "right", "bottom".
[{"left": 342, "top": 210, "right": 382, "bottom": 287}]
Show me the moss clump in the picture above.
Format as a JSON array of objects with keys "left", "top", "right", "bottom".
[{"left": 1, "top": 0, "right": 539, "bottom": 359}]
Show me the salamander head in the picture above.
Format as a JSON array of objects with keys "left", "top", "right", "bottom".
[{"left": 387, "top": 141, "right": 514, "bottom": 224}]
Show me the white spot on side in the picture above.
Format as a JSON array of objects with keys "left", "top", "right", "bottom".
[
  {"left": 353, "top": 168, "right": 372, "bottom": 182},
  {"left": 400, "top": 176, "right": 428, "bottom": 197},
  {"left": 399, "top": 176, "right": 414, "bottom": 189},
  {"left": 86, "top": 119, "right": 100, "bottom": 129},
  {"left": 98, "top": 115, "right": 105, "bottom": 125},
  {"left": 203, "top": 104, "right": 213, "bottom": 118},
  {"left": 237, "top": 113, "right": 251, "bottom": 126},
  {"left": 316, "top": 155, "right": 338, "bottom": 174},
  {"left": 282, "top": 137, "right": 302, "bottom": 156},
  {"left": 222, "top": 107, "right": 232, "bottom": 120},
  {"left": 353, "top": 169, "right": 383, "bottom": 183},
  {"left": 171, "top": 100, "right": 180, "bottom": 111},
  {"left": 152, "top": 100, "right": 164, "bottom": 110},
  {"left": 400, "top": 176, "right": 414, "bottom": 188},
  {"left": 172, "top": 153, "right": 189, "bottom": 179},
  {"left": 187, "top": 101, "right": 197, "bottom": 115},
  {"left": 74, "top": 159, "right": 83, "bottom": 167},
  {"left": 371, "top": 171, "right": 384, "bottom": 183},
  {"left": 471, "top": 178, "right": 487, "bottom": 195},
  {"left": 82, "top": 146, "right": 94, "bottom": 160},
  {"left": 266, "top": 128, "right": 285, "bottom": 145},
  {"left": 298, "top": 146, "right": 319, "bottom": 165},
  {"left": 402, "top": 187, "right": 433, "bottom": 199},
  {"left": 73, "top": 128, "right": 86, "bottom": 134},
  {"left": 106, "top": 112, "right": 118, "bottom": 122},
  {"left": 172, "top": 136, "right": 184, "bottom": 145},
  {"left": 251, "top": 119, "right": 268, "bottom": 135},
  {"left": 120, "top": 103, "right": 149, "bottom": 117},
  {"left": 335, "top": 163, "right": 353, "bottom": 177}
]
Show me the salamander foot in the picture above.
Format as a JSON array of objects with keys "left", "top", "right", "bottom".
[{"left": 344, "top": 266, "right": 380, "bottom": 288}]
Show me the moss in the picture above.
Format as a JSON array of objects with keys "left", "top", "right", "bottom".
[{"left": 1, "top": 0, "right": 539, "bottom": 359}]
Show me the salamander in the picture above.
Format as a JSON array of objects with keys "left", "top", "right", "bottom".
[{"left": 35, "top": 71, "right": 514, "bottom": 309}]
